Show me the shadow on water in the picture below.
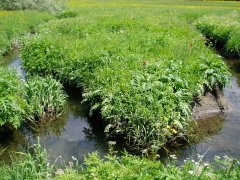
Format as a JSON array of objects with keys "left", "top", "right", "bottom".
[{"left": 0, "top": 52, "right": 108, "bottom": 163}]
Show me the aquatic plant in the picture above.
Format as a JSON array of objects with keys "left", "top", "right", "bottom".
[{"left": 25, "top": 76, "right": 67, "bottom": 122}]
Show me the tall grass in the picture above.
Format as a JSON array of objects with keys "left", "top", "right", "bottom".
[
  {"left": 0, "top": 68, "right": 67, "bottom": 128},
  {"left": 0, "top": 11, "right": 52, "bottom": 56},
  {"left": 0, "top": 142, "right": 52, "bottom": 179},
  {"left": 0, "top": 142, "right": 239, "bottom": 179},
  {"left": 21, "top": 8, "right": 230, "bottom": 151}
]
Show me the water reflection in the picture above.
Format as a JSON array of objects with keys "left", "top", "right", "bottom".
[
  {"left": 170, "top": 59, "right": 240, "bottom": 162},
  {"left": 0, "top": 53, "right": 108, "bottom": 163}
]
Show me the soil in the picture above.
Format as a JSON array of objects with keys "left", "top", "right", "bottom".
[{"left": 192, "top": 90, "right": 228, "bottom": 120}]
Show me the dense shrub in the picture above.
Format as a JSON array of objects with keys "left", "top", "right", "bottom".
[
  {"left": 0, "top": 68, "right": 27, "bottom": 128},
  {"left": 25, "top": 76, "right": 67, "bottom": 122},
  {"left": 0, "top": 0, "right": 66, "bottom": 13}
]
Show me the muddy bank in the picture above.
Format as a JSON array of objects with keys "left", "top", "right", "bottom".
[{"left": 192, "top": 89, "right": 227, "bottom": 120}]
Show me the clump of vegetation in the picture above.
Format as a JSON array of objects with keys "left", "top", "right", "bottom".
[
  {"left": 0, "top": 0, "right": 67, "bottom": 13},
  {"left": 26, "top": 76, "right": 67, "bottom": 122},
  {"left": 0, "top": 142, "right": 52, "bottom": 179},
  {"left": 0, "top": 11, "right": 52, "bottom": 56},
  {"left": 194, "top": 13, "right": 240, "bottom": 57},
  {"left": 0, "top": 68, "right": 27, "bottom": 128},
  {"left": 0, "top": 142, "right": 239, "bottom": 179},
  {"left": 58, "top": 152, "right": 240, "bottom": 179},
  {"left": 21, "top": 12, "right": 230, "bottom": 151},
  {"left": 0, "top": 68, "right": 67, "bottom": 128},
  {"left": 56, "top": 10, "right": 78, "bottom": 19}
]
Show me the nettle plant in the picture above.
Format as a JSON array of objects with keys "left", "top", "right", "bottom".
[{"left": 0, "top": 68, "right": 27, "bottom": 128}]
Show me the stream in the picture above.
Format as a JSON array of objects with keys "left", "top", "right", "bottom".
[{"left": 0, "top": 52, "right": 240, "bottom": 163}]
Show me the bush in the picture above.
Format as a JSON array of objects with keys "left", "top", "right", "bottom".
[
  {"left": 56, "top": 10, "right": 78, "bottom": 19},
  {"left": 0, "top": 0, "right": 67, "bottom": 13},
  {"left": 0, "top": 68, "right": 27, "bottom": 128},
  {"left": 25, "top": 76, "right": 67, "bottom": 122}
]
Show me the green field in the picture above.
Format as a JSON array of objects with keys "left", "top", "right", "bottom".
[{"left": 0, "top": 0, "right": 240, "bottom": 179}]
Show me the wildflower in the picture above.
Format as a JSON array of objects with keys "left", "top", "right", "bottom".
[
  {"left": 188, "top": 170, "right": 194, "bottom": 175},
  {"left": 203, "top": 162, "right": 209, "bottom": 167},
  {"left": 55, "top": 169, "right": 64, "bottom": 176},
  {"left": 169, "top": 154, "right": 177, "bottom": 160},
  {"left": 108, "top": 141, "right": 116, "bottom": 145},
  {"left": 172, "top": 128, "right": 177, "bottom": 134},
  {"left": 72, "top": 156, "right": 77, "bottom": 161}
]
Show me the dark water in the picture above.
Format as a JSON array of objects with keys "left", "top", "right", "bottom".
[
  {"left": 0, "top": 52, "right": 108, "bottom": 163},
  {"left": 1, "top": 52, "right": 240, "bottom": 164}
]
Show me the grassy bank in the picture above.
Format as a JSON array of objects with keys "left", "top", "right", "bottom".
[
  {"left": 0, "top": 143, "right": 239, "bottom": 179},
  {"left": 194, "top": 12, "right": 240, "bottom": 57},
  {"left": 21, "top": 4, "right": 231, "bottom": 151}
]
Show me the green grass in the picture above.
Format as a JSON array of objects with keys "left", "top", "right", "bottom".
[
  {"left": 21, "top": 4, "right": 231, "bottom": 151},
  {"left": 0, "top": 10, "right": 52, "bottom": 56},
  {"left": 194, "top": 12, "right": 240, "bottom": 57}
]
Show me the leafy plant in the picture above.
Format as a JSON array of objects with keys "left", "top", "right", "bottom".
[
  {"left": 25, "top": 76, "right": 67, "bottom": 122},
  {"left": 0, "top": 68, "right": 27, "bottom": 128}
]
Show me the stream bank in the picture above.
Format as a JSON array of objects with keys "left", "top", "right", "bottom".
[{"left": 0, "top": 52, "right": 240, "bottom": 163}]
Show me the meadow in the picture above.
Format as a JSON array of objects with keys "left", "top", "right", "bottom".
[{"left": 0, "top": 0, "right": 240, "bottom": 179}]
